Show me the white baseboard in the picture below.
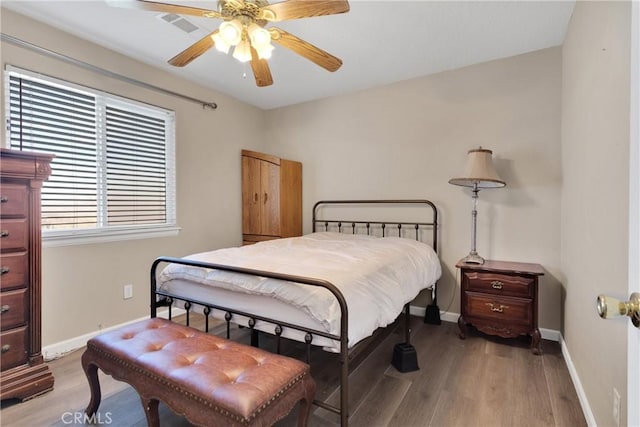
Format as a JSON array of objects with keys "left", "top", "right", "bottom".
[
  {"left": 540, "top": 327, "right": 561, "bottom": 342},
  {"left": 560, "top": 334, "right": 597, "bottom": 427},
  {"left": 42, "top": 308, "right": 183, "bottom": 361}
]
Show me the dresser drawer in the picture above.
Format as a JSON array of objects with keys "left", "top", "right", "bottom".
[
  {"left": 0, "top": 219, "right": 28, "bottom": 251},
  {"left": 0, "top": 289, "right": 28, "bottom": 331},
  {"left": 464, "top": 271, "right": 533, "bottom": 298},
  {"left": 0, "top": 327, "right": 28, "bottom": 371},
  {"left": 0, "top": 252, "right": 28, "bottom": 291},
  {"left": 0, "top": 184, "right": 28, "bottom": 218},
  {"left": 465, "top": 292, "right": 533, "bottom": 326}
]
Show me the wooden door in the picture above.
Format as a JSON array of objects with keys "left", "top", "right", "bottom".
[
  {"left": 260, "top": 160, "right": 280, "bottom": 236},
  {"left": 242, "top": 156, "right": 262, "bottom": 235}
]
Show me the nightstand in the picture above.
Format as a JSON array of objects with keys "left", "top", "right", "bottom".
[{"left": 456, "top": 259, "right": 545, "bottom": 354}]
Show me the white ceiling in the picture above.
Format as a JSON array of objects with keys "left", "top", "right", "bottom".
[{"left": 2, "top": 0, "right": 575, "bottom": 110}]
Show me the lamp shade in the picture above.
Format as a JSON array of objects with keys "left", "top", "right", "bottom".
[
  {"left": 448, "top": 148, "right": 505, "bottom": 189},
  {"left": 232, "top": 39, "right": 252, "bottom": 63},
  {"left": 219, "top": 20, "right": 242, "bottom": 46}
]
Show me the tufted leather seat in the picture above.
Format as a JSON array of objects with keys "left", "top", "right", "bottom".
[{"left": 81, "top": 318, "right": 315, "bottom": 427}]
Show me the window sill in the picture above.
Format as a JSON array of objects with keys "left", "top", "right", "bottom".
[{"left": 42, "top": 225, "right": 181, "bottom": 248}]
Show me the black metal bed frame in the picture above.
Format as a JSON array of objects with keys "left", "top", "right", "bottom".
[{"left": 150, "top": 199, "right": 438, "bottom": 426}]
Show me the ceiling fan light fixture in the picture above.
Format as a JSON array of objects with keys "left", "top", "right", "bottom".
[
  {"left": 219, "top": 19, "right": 242, "bottom": 45},
  {"left": 248, "top": 23, "right": 271, "bottom": 47},
  {"left": 232, "top": 39, "right": 252, "bottom": 62},
  {"left": 256, "top": 43, "right": 274, "bottom": 59},
  {"left": 212, "top": 33, "right": 231, "bottom": 54},
  {"left": 111, "top": 0, "right": 350, "bottom": 87}
]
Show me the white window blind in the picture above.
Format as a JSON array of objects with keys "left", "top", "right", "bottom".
[{"left": 5, "top": 67, "right": 177, "bottom": 245}]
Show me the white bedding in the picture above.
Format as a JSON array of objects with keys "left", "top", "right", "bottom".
[{"left": 158, "top": 232, "right": 441, "bottom": 350}]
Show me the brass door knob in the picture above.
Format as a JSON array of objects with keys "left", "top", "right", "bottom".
[{"left": 597, "top": 293, "right": 640, "bottom": 328}]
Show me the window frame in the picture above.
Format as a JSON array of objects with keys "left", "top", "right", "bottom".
[{"left": 4, "top": 65, "right": 179, "bottom": 247}]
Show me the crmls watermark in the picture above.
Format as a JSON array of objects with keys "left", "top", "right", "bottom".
[{"left": 61, "top": 411, "right": 113, "bottom": 425}]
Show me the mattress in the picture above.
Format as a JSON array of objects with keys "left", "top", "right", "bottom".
[{"left": 158, "top": 232, "right": 441, "bottom": 351}]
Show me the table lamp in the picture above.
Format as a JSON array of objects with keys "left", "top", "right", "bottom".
[{"left": 449, "top": 147, "right": 505, "bottom": 264}]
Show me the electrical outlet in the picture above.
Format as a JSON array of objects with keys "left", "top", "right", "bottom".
[
  {"left": 613, "top": 387, "right": 621, "bottom": 427},
  {"left": 123, "top": 284, "right": 133, "bottom": 300}
]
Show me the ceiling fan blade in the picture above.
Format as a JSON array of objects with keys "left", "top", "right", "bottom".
[
  {"left": 258, "top": 0, "right": 349, "bottom": 21},
  {"left": 270, "top": 27, "right": 342, "bottom": 72},
  {"left": 105, "top": 0, "right": 223, "bottom": 19},
  {"left": 250, "top": 47, "right": 274, "bottom": 87},
  {"left": 168, "top": 30, "right": 217, "bottom": 67}
]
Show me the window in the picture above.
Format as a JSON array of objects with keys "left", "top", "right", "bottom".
[{"left": 5, "top": 66, "right": 178, "bottom": 246}]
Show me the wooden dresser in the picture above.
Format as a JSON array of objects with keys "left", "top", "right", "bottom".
[
  {"left": 456, "top": 259, "right": 545, "bottom": 354},
  {"left": 0, "top": 148, "right": 55, "bottom": 400},
  {"left": 241, "top": 150, "right": 302, "bottom": 245}
]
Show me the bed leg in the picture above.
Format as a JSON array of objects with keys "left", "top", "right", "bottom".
[
  {"left": 404, "top": 303, "right": 411, "bottom": 344},
  {"left": 251, "top": 329, "right": 260, "bottom": 347},
  {"left": 391, "top": 304, "right": 419, "bottom": 372}
]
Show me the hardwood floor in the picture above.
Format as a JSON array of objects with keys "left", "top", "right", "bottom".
[{"left": 0, "top": 315, "right": 586, "bottom": 427}]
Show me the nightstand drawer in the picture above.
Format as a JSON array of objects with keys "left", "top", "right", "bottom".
[
  {"left": 0, "top": 289, "right": 28, "bottom": 331},
  {"left": 465, "top": 292, "right": 533, "bottom": 325},
  {"left": 464, "top": 271, "right": 533, "bottom": 298},
  {"left": 0, "top": 327, "right": 28, "bottom": 371},
  {"left": 0, "top": 184, "right": 28, "bottom": 218},
  {"left": 0, "top": 252, "right": 28, "bottom": 291}
]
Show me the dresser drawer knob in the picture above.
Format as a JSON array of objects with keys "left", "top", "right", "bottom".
[
  {"left": 0, "top": 230, "right": 9, "bottom": 238},
  {"left": 1, "top": 344, "right": 10, "bottom": 353},
  {"left": 0, "top": 267, "right": 9, "bottom": 275},
  {"left": 0, "top": 305, "right": 9, "bottom": 314},
  {"left": 0, "top": 196, "right": 8, "bottom": 203},
  {"left": 486, "top": 302, "right": 509, "bottom": 313},
  {"left": 491, "top": 281, "right": 503, "bottom": 289}
]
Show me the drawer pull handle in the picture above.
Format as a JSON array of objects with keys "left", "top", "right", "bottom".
[
  {"left": 0, "top": 230, "right": 9, "bottom": 238},
  {"left": 0, "top": 305, "right": 9, "bottom": 314},
  {"left": 491, "top": 281, "right": 503, "bottom": 289},
  {"left": 486, "top": 302, "right": 509, "bottom": 313},
  {"left": 0, "top": 196, "right": 7, "bottom": 203},
  {"left": 0, "top": 267, "right": 9, "bottom": 275},
  {"left": 1, "top": 345, "right": 10, "bottom": 353}
]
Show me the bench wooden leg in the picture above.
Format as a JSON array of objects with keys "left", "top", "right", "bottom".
[
  {"left": 297, "top": 376, "right": 316, "bottom": 427},
  {"left": 140, "top": 395, "right": 160, "bottom": 427},
  {"left": 81, "top": 350, "right": 102, "bottom": 417}
]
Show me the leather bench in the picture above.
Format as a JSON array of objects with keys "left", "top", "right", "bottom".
[{"left": 81, "top": 318, "right": 316, "bottom": 426}]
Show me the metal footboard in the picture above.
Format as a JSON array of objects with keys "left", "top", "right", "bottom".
[{"left": 150, "top": 256, "right": 352, "bottom": 425}]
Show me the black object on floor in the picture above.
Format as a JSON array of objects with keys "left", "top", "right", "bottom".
[{"left": 424, "top": 284, "right": 442, "bottom": 325}]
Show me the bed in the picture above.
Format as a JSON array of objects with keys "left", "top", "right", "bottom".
[{"left": 150, "top": 199, "right": 441, "bottom": 426}]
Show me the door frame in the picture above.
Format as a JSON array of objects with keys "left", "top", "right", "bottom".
[{"left": 628, "top": 2, "right": 639, "bottom": 425}]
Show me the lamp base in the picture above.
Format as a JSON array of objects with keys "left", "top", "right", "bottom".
[{"left": 463, "top": 253, "right": 485, "bottom": 264}]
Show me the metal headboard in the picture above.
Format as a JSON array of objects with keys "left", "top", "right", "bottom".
[{"left": 312, "top": 199, "right": 438, "bottom": 253}]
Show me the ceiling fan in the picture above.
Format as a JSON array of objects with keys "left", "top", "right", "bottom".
[{"left": 107, "top": 0, "right": 350, "bottom": 87}]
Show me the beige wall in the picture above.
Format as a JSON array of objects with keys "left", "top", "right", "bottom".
[
  {"left": 1, "top": 9, "right": 267, "bottom": 345},
  {"left": 264, "top": 47, "right": 564, "bottom": 330},
  {"left": 561, "top": 2, "right": 632, "bottom": 426}
]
